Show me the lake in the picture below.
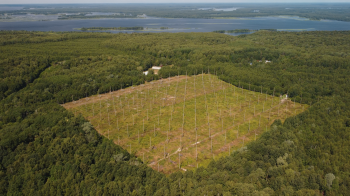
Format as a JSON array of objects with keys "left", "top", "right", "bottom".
[{"left": 1, "top": 16, "right": 350, "bottom": 33}]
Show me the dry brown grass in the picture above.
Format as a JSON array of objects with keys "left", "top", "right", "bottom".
[{"left": 62, "top": 74, "right": 307, "bottom": 174}]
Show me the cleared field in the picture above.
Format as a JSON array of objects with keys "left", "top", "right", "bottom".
[{"left": 63, "top": 74, "right": 307, "bottom": 174}]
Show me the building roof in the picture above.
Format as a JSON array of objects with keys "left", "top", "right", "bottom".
[{"left": 152, "top": 66, "right": 162, "bottom": 70}]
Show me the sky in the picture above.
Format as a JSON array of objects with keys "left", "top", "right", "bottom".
[{"left": 1, "top": 0, "right": 350, "bottom": 4}]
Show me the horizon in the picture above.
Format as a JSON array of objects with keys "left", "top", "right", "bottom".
[{"left": 1, "top": 1, "right": 350, "bottom": 5}]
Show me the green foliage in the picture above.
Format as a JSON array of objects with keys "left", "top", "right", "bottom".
[
  {"left": 0, "top": 56, "right": 50, "bottom": 98},
  {"left": 213, "top": 29, "right": 276, "bottom": 34},
  {"left": 325, "top": 173, "right": 335, "bottom": 189},
  {"left": 68, "top": 74, "right": 304, "bottom": 173},
  {"left": 1, "top": 30, "right": 350, "bottom": 195},
  {"left": 0, "top": 30, "right": 113, "bottom": 46}
]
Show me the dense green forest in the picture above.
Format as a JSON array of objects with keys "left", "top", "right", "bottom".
[
  {"left": 214, "top": 29, "right": 255, "bottom": 33},
  {"left": 213, "top": 29, "right": 277, "bottom": 33},
  {"left": 2, "top": 3, "right": 350, "bottom": 21},
  {"left": 1, "top": 30, "right": 350, "bottom": 195}
]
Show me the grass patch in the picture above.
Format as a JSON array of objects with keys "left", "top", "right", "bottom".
[{"left": 63, "top": 74, "right": 307, "bottom": 174}]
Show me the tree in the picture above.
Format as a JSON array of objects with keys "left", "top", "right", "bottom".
[{"left": 325, "top": 173, "right": 336, "bottom": 189}]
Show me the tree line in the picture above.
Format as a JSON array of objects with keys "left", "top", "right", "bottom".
[{"left": 1, "top": 30, "right": 350, "bottom": 195}]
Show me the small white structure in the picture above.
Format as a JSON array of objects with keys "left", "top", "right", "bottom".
[
  {"left": 151, "top": 66, "right": 162, "bottom": 75},
  {"left": 137, "top": 14, "right": 147, "bottom": 18},
  {"left": 258, "top": 60, "right": 271, "bottom": 63},
  {"left": 152, "top": 66, "right": 162, "bottom": 70},
  {"left": 143, "top": 71, "right": 149, "bottom": 75}
]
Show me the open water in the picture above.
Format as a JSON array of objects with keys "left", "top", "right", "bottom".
[{"left": 1, "top": 16, "right": 350, "bottom": 33}]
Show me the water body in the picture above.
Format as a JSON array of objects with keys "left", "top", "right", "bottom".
[
  {"left": 85, "top": 12, "right": 118, "bottom": 16},
  {"left": 198, "top": 7, "right": 239, "bottom": 11},
  {"left": 0, "top": 7, "right": 23, "bottom": 11},
  {"left": 1, "top": 16, "right": 350, "bottom": 33}
]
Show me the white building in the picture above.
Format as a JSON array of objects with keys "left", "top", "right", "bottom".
[
  {"left": 137, "top": 14, "right": 147, "bottom": 18},
  {"left": 151, "top": 66, "right": 162, "bottom": 70}
]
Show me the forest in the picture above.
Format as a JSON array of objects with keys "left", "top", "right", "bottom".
[
  {"left": 62, "top": 73, "right": 307, "bottom": 174},
  {"left": 0, "top": 30, "right": 350, "bottom": 195},
  {"left": 213, "top": 29, "right": 277, "bottom": 33}
]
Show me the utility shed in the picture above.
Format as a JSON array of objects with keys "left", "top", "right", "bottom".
[
  {"left": 152, "top": 66, "right": 162, "bottom": 75},
  {"left": 152, "top": 66, "right": 162, "bottom": 70}
]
